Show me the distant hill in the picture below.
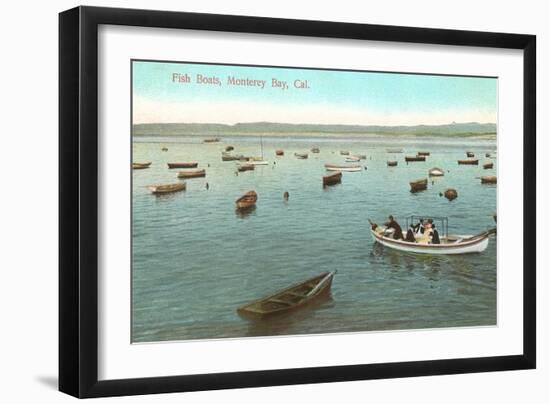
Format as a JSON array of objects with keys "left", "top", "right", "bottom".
[{"left": 133, "top": 122, "right": 497, "bottom": 137}]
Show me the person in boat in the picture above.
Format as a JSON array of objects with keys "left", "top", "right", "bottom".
[
  {"left": 431, "top": 223, "right": 441, "bottom": 244},
  {"left": 412, "top": 218, "right": 425, "bottom": 234},
  {"left": 405, "top": 225, "right": 417, "bottom": 242},
  {"left": 385, "top": 215, "right": 404, "bottom": 240}
]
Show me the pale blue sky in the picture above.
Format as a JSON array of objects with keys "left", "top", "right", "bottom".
[{"left": 132, "top": 60, "right": 497, "bottom": 126}]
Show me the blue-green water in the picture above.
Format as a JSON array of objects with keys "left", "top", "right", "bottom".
[{"left": 132, "top": 135, "right": 497, "bottom": 343}]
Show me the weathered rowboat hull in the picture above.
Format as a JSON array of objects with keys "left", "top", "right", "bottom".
[
  {"left": 167, "top": 162, "right": 198, "bottom": 169},
  {"left": 387, "top": 161, "right": 398, "bottom": 167},
  {"left": 237, "top": 163, "right": 255, "bottom": 172},
  {"left": 371, "top": 229, "right": 489, "bottom": 254},
  {"left": 177, "top": 169, "right": 206, "bottom": 178},
  {"left": 417, "top": 151, "right": 430, "bottom": 156},
  {"left": 275, "top": 150, "right": 284, "bottom": 156},
  {"left": 458, "top": 159, "right": 479, "bottom": 165},
  {"left": 236, "top": 190, "right": 258, "bottom": 209},
  {"left": 483, "top": 162, "right": 494, "bottom": 169},
  {"left": 323, "top": 172, "right": 342, "bottom": 186},
  {"left": 132, "top": 162, "right": 151, "bottom": 169},
  {"left": 147, "top": 183, "right": 186, "bottom": 194},
  {"left": 237, "top": 272, "right": 335, "bottom": 317},
  {"left": 481, "top": 175, "right": 497, "bottom": 184},
  {"left": 405, "top": 156, "right": 426, "bottom": 162},
  {"left": 410, "top": 178, "right": 428, "bottom": 193}
]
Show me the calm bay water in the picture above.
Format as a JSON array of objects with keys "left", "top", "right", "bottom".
[{"left": 132, "top": 135, "right": 497, "bottom": 343}]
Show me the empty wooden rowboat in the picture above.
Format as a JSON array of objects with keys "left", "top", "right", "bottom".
[
  {"left": 387, "top": 160, "right": 398, "bottom": 167},
  {"left": 410, "top": 178, "right": 428, "bottom": 193},
  {"left": 325, "top": 164, "right": 362, "bottom": 172},
  {"left": 483, "top": 162, "right": 494, "bottom": 169},
  {"left": 275, "top": 149, "right": 284, "bottom": 156},
  {"left": 466, "top": 152, "right": 475, "bottom": 158},
  {"left": 405, "top": 156, "right": 426, "bottom": 162},
  {"left": 237, "top": 163, "right": 255, "bottom": 172},
  {"left": 481, "top": 175, "right": 497, "bottom": 184},
  {"left": 177, "top": 169, "right": 206, "bottom": 178},
  {"left": 132, "top": 162, "right": 151, "bottom": 169},
  {"left": 428, "top": 167, "right": 444, "bottom": 177},
  {"left": 236, "top": 190, "right": 258, "bottom": 209},
  {"left": 237, "top": 272, "right": 335, "bottom": 318},
  {"left": 323, "top": 171, "right": 342, "bottom": 186},
  {"left": 167, "top": 162, "right": 198, "bottom": 169},
  {"left": 458, "top": 159, "right": 478, "bottom": 165},
  {"left": 417, "top": 151, "right": 430, "bottom": 156},
  {"left": 295, "top": 152, "right": 308, "bottom": 159},
  {"left": 147, "top": 182, "right": 186, "bottom": 194}
]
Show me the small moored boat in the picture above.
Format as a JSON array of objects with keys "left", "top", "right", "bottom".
[
  {"left": 340, "top": 151, "right": 350, "bottom": 156},
  {"left": 458, "top": 159, "right": 479, "bottom": 165},
  {"left": 324, "top": 164, "right": 362, "bottom": 172},
  {"left": 410, "top": 178, "right": 428, "bottom": 193},
  {"left": 177, "top": 169, "right": 206, "bottom": 178},
  {"left": 481, "top": 175, "right": 497, "bottom": 184},
  {"left": 203, "top": 138, "right": 220, "bottom": 143},
  {"left": 466, "top": 152, "right": 475, "bottom": 158},
  {"left": 237, "top": 163, "right": 255, "bottom": 172},
  {"left": 295, "top": 152, "right": 308, "bottom": 159},
  {"left": 132, "top": 162, "right": 151, "bottom": 169},
  {"left": 428, "top": 167, "right": 444, "bottom": 177},
  {"left": 222, "top": 153, "right": 244, "bottom": 161},
  {"left": 147, "top": 182, "right": 186, "bottom": 194},
  {"left": 323, "top": 171, "right": 342, "bottom": 187},
  {"left": 311, "top": 147, "right": 320, "bottom": 153},
  {"left": 167, "top": 162, "right": 198, "bottom": 169},
  {"left": 417, "top": 151, "right": 430, "bottom": 156},
  {"left": 405, "top": 156, "right": 426, "bottom": 162},
  {"left": 483, "top": 162, "right": 494, "bottom": 169},
  {"left": 345, "top": 156, "right": 361, "bottom": 162},
  {"left": 236, "top": 190, "right": 258, "bottom": 209},
  {"left": 237, "top": 272, "right": 335, "bottom": 317},
  {"left": 387, "top": 160, "right": 398, "bottom": 167},
  {"left": 225, "top": 145, "right": 234, "bottom": 152},
  {"left": 161, "top": 147, "right": 168, "bottom": 152},
  {"left": 275, "top": 149, "right": 284, "bottom": 156}
]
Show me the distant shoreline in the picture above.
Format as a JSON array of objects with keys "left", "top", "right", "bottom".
[{"left": 132, "top": 122, "right": 497, "bottom": 139}]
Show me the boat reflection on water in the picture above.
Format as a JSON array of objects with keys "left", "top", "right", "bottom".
[
  {"left": 235, "top": 205, "right": 257, "bottom": 218},
  {"left": 241, "top": 293, "right": 334, "bottom": 337}
]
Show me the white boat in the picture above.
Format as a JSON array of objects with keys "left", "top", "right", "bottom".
[
  {"left": 325, "top": 164, "right": 362, "bottom": 172},
  {"left": 428, "top": 167, "right": 445, "bottom": 177},
  {"left": 369, "top": 216, "right": 492, "bottom": 255},
  {"left": 247, "top": 160, "right": 269, "bottom": 165},
  {"left": 345, "top": 156, "right": 361, "bottom": 162}
]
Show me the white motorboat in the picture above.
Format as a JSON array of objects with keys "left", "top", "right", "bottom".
[{"left": 369, "top": 216, "right": 493, "bottom": 255}]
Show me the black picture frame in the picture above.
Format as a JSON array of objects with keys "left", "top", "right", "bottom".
[{"left": 59, "top": 6, "right": 536, "bottom": 398}]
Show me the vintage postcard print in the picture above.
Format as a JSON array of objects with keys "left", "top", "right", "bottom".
[{"left": 131, "top": 60, "right": 497, "bottom": 343}]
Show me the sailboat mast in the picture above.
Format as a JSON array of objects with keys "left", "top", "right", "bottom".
[{"left": 260, "top": 135, "right": 264, "bottom": 158}]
